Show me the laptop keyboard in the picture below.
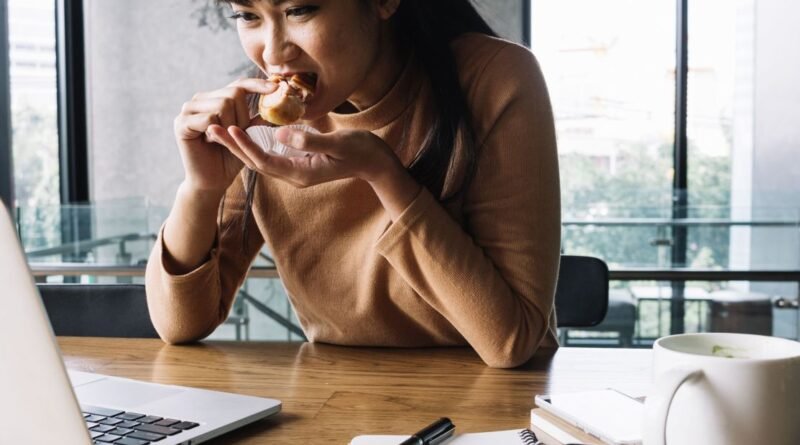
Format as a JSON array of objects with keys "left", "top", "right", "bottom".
[{"left": 82, "top": 405, "right": 199, "bottom": 444}]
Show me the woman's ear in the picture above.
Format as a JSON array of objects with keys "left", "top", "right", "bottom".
[{"left": 375, "top": 0, "right": 402, "bottom": 20}]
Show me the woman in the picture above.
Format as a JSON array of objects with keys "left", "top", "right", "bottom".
[{"left": 145, "top": 0, "right": 561, "bottom": 368}]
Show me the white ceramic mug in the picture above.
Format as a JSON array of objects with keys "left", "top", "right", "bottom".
[{"left": 643, "top": 332, "right": 800, "bottom": 445}]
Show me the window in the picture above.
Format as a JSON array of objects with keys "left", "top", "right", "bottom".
[
  {"left": 8, "top": 0, "right": 59, "bottom": 209},
  {"left": 531, "top": 0, "right": 800, "bottom": 344},
  {"left": 531, "top": 0, "right": 677, "bottom": 268},
  {"left": 8, "top": 0, "right": 60, "bottom": 248}
]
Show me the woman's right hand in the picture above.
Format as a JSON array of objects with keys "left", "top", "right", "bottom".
[{"left": 173, "top": 78, "right": 277, "bottom": 195}]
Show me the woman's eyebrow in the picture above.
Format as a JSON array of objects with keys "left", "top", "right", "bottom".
[{"left": 224, "top": 0, "right": 291, "bottom": 5}]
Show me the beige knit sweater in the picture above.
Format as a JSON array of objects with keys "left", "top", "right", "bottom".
[{"left": 145, "top": 33, "right": 561, "bottom": 368}]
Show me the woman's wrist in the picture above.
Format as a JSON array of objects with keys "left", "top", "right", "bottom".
[
  {"left": 366, "top": 156, "right": 422, "bottom": 221},
  {"left": 178, "top": 180, "right": 227, "bottom": 206},
  {"left": 162, "top": 181, "right": 225, "bottom": 274}
]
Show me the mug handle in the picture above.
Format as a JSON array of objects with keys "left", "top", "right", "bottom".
[{"left": 643, "top": 367, "right": 702, "bottom": 445}]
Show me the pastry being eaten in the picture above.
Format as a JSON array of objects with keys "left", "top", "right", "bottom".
[{"left": 258, "top": 74, "right": 316, "bottom": 125}]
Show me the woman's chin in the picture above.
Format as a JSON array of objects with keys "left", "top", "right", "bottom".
[{"left": 301, "top": 104, "right": 329, "bottom": 122}]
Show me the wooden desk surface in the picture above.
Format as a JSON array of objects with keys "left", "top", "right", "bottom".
[{"left": 59, "top": 338, "right": 653, "bottom": 444}]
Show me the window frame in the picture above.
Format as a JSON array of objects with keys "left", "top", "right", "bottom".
[
  {"left": 55, "top": 0, "right": 89, "bottom": 204},
  {"left": 0, "top": 0, "right": 13, "bottom": 214}
]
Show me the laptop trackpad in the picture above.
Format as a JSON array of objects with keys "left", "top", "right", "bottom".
[{"left": 75, "top": 378, "right": 184, "bottom": 409}]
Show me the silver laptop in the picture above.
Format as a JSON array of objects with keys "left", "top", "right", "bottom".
[{"left": 0, "top": 205, "right": 281, "bottom": 444}]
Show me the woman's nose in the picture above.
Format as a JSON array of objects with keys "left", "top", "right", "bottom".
[{"left": 262, "top": 30, "right": 300, "bottom": 66}]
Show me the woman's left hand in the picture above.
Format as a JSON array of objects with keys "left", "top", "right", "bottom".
[{"left": 216, "top": 124, "right": 400, "bottom": 188}]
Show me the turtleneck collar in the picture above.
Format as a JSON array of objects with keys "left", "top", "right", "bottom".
[{"left": 325, "top": 53, "right": 423, "bottom": 131}]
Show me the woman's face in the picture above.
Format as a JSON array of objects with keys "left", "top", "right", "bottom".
[{"left": 229, "top": 0, "right": 387, "bottom": 120}]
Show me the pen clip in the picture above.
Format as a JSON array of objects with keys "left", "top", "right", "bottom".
[{"left": 428, "top": 420, "right": 455, "bottom": 445}]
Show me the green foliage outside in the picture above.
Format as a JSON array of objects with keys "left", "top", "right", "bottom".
[
  {"left": 561, "top": 141, "right": 732, "bottom": 272},
  {"left": 12, "top": 102, "right": 61, "bottom": 250}
]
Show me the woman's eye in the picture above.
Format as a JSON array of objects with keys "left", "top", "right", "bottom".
[
  {"left": 229, "top": 11, "right": 259, "bottom": 22},
  {"left": 285, "top": 6, "right": 319, "bottom": 18}
]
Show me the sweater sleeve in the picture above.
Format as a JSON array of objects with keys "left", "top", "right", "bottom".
[
  {"left": 375, "top": 43, "right": 561, "bottom": 368},
  {"left": 144, "top": 176, "right": 265, "bottom": 344}
]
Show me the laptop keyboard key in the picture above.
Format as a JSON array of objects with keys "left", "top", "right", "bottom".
[
  {"left": 135, "top": 423, "right": 181, "bottom": 436},
  {"left": 171, "top": 421, "right": 199, "bottom": 430},
  {"left": 82, "top": 405, "right": 124, "bottom": 417},
  {"left": 115, "top": 438, "right": 151, "bottom": 445},
  {"left": 82, "top": 406, "right": 199, "bottom": 444},
  {"left": 153, "top": 418, "right": 179, "bottom": 427},
  {"left": 127, "top": 430, "right": 165, "bottom": 441},
  {"left": 108, "top": 427, "right": 134, "bottom": 436},
  {"left": 136, "top": 415, "right": 162, "bottom": 424},
  {"left": 116, "top": 412, "right": 145, "bottom": 421}
]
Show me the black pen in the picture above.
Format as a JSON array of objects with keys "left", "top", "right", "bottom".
[{"left": 399, "top": 417, "right": 455, "bottom": 445}]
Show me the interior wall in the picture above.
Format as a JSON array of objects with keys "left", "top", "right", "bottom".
[
  {"left": 748, "top": 0, "right": 800, "bottom": 337},
  {"left": 85, "top": 0, "right": 247, "bottom": 211}
]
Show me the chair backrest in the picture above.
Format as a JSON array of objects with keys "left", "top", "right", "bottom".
[
  {"left": 555, "top": 255, "right": 609, "bottom": 328},
  {"left": 36, "top": 283, "right": 159, "bottom": 338}
]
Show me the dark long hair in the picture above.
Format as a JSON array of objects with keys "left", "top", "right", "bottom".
[
  {"left": 227, "top": 0, "right": 497, "bottom": 245},
  {"left": 393, "top": 0, "right": 496, "bottom": 200}
]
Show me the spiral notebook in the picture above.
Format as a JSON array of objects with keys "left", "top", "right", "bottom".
[{"left": 350, "top": 428, "right": 539, "bottom": 444}]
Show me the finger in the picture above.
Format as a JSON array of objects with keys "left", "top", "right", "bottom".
[
  {"left": 207, "top": 125, "right": 257, "bottom": 170},
  {"left": 234, "top": 92, "right": 252, "bottom": 129},
  {"left": 193, "top": 78, "right": 277, "bottom": 101},
  {"left": 182, "top": 97, "right": 238, "bottom": 130},
  {"left": 227, "top": 77, "right": 280, "bottom": 95},
  {"left": 228, "top": 125, "right": 278, "bottom": 172},
  {"left": 275, "top": 127, "right": 331, "bottom": 154},
  {"left": 192, "top": 79, "right": 278, "bottom": 105},
  {"left": 176, "top": 113, "right": 220, "bottom": 140},
  {"left": 228, "top": 126, "right": 318, "bottom": 188}
]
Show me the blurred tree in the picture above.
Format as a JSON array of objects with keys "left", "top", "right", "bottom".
[
  {"left": 12, "top": 103, "right": 61, "bottom": 249},
  {"left": 561, "top": 140, "right": 731, "bottom": 270}
]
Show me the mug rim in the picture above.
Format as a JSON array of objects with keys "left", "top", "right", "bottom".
[{"left": 655, "top": 332, "right": 800, "bottom": 362}]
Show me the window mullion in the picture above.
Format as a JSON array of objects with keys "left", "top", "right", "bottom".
[
  {"left": 0, "top": 0, "right": 13, "bottom": 214},
  {"left": 670, "top": 0, "right": 690, "bottom": 334}
]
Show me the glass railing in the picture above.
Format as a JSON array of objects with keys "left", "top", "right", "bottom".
[
  {"left": 16, "top": 202, "right": 800, "bottom": 346},
  {"left": 561, "top": 204, "right": 800, "bottom": 346}
]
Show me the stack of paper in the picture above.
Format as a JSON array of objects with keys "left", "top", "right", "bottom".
[{"left": 530, "top": 408, "right": 605, "bottom": 445}]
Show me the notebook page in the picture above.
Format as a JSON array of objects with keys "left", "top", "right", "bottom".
[{"left": 350, "top": 429, "right": 528, "bottom": 445}]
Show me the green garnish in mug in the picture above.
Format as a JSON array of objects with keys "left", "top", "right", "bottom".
[{"left": 711, "top": 345, "right": 748, "bottom": 358}]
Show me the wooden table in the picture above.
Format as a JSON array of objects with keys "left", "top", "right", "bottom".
[{"left": 59, "top": 338, "right": 653, "bottom": 444}]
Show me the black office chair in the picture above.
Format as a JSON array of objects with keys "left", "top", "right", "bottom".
[
  {"left": 555, "top": 255, "right": 637, "bottom": 346},
  {"left": 555, "top": 255, "right": 609, "bottom": 327},
  {"left": 37, "top": 283, "right": 159, "bottom": 338}
]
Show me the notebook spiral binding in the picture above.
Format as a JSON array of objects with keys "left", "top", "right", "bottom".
[{"left": 518, "top": 428, "right": 540, "bottom": 445}]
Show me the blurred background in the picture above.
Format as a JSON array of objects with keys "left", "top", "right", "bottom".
[{"left": 2, "top": 0, "right": 798, "bottom": 346}]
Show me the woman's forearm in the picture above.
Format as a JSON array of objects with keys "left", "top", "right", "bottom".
[
  {"left": 366, "top": 158, "right": 422, "bottom": 221},
  {"left": 161, "top": 182, "right": 225, "bottom": 274}
]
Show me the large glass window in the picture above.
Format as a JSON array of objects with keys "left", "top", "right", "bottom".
[
  {"left": 8, "top": 0, "right": 60, "bottom": 247},
  {"left": 531, "top": 0, "right": 676, "bottom": 268},
  {"left": 531, "top": 1, "right": 799, "bottom": 346},
  {"left": 8, "top": 0, "right": 59, "bottom": 208}
]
